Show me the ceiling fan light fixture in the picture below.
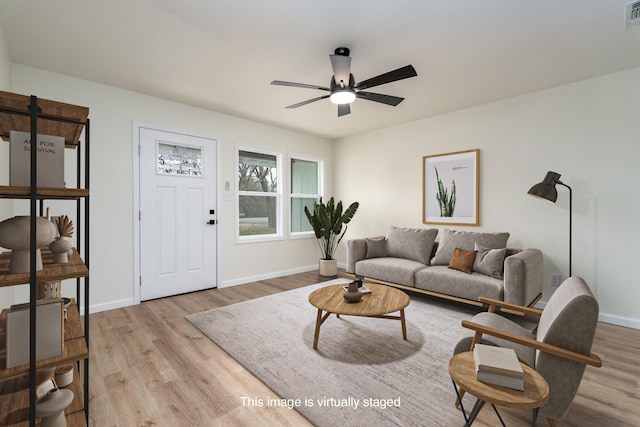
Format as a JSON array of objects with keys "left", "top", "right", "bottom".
[{"left": 330, "top": 88, "right": 356, "bottom": 105}]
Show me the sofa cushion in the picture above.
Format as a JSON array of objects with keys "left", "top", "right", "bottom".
[
  {"left": 385, "top": 226, "right": 438, "bottom": 264},
  {"left": 448, "top": 248, "right": 477, "bottom": 274},
  {"left": 355, "top": 257, "right": 427, "bottom": 287},
  {"left": 365, "top": 237, "right": 387, "bottom": 258},
  {"left": 414, "top": 266, "right": 504, "bottom": 301},
  {"left": 431, "top": 229, "right": 510, "bottom": 266},
  {"left": 473, "top": 243, "right": 507, "bottom": 279}
]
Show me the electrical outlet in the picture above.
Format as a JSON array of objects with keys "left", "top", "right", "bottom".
[{"left": 550, "top": 274, "right": 562, "bottom": 287}]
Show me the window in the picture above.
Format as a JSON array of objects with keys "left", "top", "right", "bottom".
[
  {"left": 238, "top": 149, "right": 282, "bottom": 240},
  {"left": 290, "top": 156, "right": 322, "bottom": 235}
]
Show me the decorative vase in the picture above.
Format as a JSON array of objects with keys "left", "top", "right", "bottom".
[
  {"left": 0, "top": 216, "right": 57, "bottom": 273},
  {"left": 55, "top": 364, "right": 74, "bottom": 388},
  {"left": 38, "top": 281, "right": 62, "bottom": 299},
  {"left": 319, "top": 259, "right": 338, "bottom": 277},
  {"left": 35, "top": 387, "right": 74, "bottom": 427},
  {"left": 49, "top": 237, "right": 73, "bottom": 264},
  {"left": 343, "top": 281, "right": 362, "bottom": 303}
]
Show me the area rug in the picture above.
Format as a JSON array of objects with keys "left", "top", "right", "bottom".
[{"left": 186, "top": 279, "right": 483, "bottom": 426}]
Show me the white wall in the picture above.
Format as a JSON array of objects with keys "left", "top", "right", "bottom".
[
  {"left": 9, "top": 64, "right": 333, "bottom": 312},
  {"left": 4, "top": 56, "right": 639, "bottom": 328},
  {"left": 335, "top": 67, "right": 640, "bottom": 328},
  {"left": 0, "top": 24, "right": 10, "bottom": 90}
]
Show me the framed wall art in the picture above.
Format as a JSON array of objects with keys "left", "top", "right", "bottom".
[{"left": 423, "top": 149, "right": 479, "bottom": 226}]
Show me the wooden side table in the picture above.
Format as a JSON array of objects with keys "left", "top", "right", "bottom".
[{"left": 448, "top": 351, "right": 549, "bottom": 427}]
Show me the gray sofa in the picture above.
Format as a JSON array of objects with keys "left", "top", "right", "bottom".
[{"left": 346, "top": 227, "right": 543, "bottom": 307}]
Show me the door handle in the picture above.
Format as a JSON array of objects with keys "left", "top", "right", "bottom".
[{"left": 206, "top": 220, "right": 216, "bottom": 225}]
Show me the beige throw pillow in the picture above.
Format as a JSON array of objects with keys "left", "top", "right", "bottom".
[
  {"left": 473, "top": 243, "right": 507, "bottom": 279},
  {"left": 365, "top": 237, "right": 387, "bottom": 258}
]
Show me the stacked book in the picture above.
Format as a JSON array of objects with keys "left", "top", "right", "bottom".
[{"left": 473, "top": 344, "right": 524, "bottom": 391}]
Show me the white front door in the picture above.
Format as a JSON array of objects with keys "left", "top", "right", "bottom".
[{"left": 139, "top": 127, "right": 217, "bottom": 301}]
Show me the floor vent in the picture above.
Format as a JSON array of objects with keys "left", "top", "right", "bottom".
[{"left": 626, "top": 1, "right": 640, "bottom": 28}]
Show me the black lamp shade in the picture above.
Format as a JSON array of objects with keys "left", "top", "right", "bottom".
[{"left": 528, "top": 171, "right": 561, "bottom": 202}]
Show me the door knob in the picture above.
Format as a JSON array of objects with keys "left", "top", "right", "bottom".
[{"left": 206, "top": 220, "right": 216, "bottom": 225}]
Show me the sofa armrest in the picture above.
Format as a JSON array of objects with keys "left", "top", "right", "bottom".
[
  {"left": 478, "top": 296, "right": 543, "bottom": 318},
  {"left": 503, "top": 248, "right": 544, "bottom": 306},
  {"left": 346, "top": 239, "right": 367, "bottom": 274}
]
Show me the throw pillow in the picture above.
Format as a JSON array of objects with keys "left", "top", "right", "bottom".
[
  {"left": 473, "top": 243, "right": 507, "bottom": 279},
  {"left": 385, "top": 226, "right": 438, "bottom": 264},
  {"left": 431, "top": 229, "right": 510, "bottom": 265},
  {"left": 448, "top": 247, "right": 477, "bottom": 274},
  {"left": 365, "top": 237, "right": 387, "bottom": 258}
]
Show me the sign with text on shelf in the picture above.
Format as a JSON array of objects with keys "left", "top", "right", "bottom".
[{"left": 9, "top": 130, "right": 64, "bottom": 188}]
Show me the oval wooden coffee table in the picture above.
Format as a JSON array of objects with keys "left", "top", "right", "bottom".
[
  {"left": 449, "top": 351, "right": 549, "bottom": 426},
  {"left": 308, "top": 282, "right": 410, "bottom": 349}
]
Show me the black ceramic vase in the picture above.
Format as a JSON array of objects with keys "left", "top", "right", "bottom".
[{"left": 343, "top": 281, "right": 362, "bottom": 303}]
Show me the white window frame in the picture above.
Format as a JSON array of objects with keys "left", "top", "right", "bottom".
[
  {"left": 236, "top": 145, "right": 284, "bottom": 243},
  {"left": 288, "top": 153, "right": 324, "bottom": 239}
]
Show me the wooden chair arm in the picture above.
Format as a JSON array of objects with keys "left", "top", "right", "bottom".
[
  {"left": 478, "top": 296, "right": 544, "bottom": 318},
  {"left": 461, "top": 320, "right": 602, "bottom": 368}
]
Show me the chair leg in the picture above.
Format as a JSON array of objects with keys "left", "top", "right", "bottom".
[
  {"left": 547, "top": 417, "right": 558, "bottom": 427},
  {"left": 455, "top": 390, "right": 467, "bottom": 407}
]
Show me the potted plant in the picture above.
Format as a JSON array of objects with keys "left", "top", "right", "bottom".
[{"left": 304, "top": 197, "right": 359, "bottom": 276}]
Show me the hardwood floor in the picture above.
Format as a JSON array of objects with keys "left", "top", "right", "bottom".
[{"left": 88, "top": 270, "right": 640, "bottom": 426}]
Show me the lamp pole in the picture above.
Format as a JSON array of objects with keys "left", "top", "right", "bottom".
[{"left": 557, "top": 181, "right": 572, "bottom": 277}]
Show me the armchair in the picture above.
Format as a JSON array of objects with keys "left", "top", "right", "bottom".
[{"left": 453, "top": 276, "right": 602, "bottom": 426}]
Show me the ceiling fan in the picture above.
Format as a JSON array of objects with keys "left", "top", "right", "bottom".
[{"left": 271, "top": 47, "right": 417, "bottom": 117}]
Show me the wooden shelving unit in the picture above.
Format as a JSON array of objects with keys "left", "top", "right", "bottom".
[
  {"left": 0, "top": 91, "right": 90, "bottom": 426},
  {"left": 0, "top": 90, "right": 88, "bottom": 148},
  {"left": 0, "top": 186, "right": 89, "bottom": 200},
  {"left": 0, "top": 299, "right": 88, "bottom": 382},
  {"left": 0, "top": 250, "right": 89, "bottom": 288}
]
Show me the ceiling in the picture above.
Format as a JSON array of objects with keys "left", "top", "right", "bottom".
[{"left": 1, "top": 1, "right": 639, "bottom": 140}]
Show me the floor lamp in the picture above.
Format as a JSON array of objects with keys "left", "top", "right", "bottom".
[{"left": 527, "top": 171, "right": 572, "bottom": 277}]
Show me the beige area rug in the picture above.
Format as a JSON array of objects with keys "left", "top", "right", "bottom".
[{"left": 186, "top": 279, "right": 483, "bottom": 426}]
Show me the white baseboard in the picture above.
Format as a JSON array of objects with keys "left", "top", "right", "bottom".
[
  {"left": 596, "top": 312, "right": 640, "bottom": 329},
  {"left": 82, "top": 298, "right": 136, "bottom": 315},
  {"left": 220, "top": 264, "right": 318, "bottom": 288},
  {"left": 535, "top": 300, "right": 639, "bottom": 329}
]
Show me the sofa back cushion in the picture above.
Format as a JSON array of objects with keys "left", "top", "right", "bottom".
[
  {"left": 385, "top": 226, "right": 438, "bottom": 264},
  {"left": 431, "top": 229, "right": 510, "bottom": 266}
]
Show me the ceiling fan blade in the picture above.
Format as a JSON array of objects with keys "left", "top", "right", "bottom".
[
  {"left": 356, "top": 91, "right": 404, "bottom": 106},
  {"left": 354, "top": 65, "right": 417, "bottom": 91},
  {"left": 329, "top": 54, "right": 352, "bottom": 87},
  {"left": 271, "top": 80, "right": 330, "bottom": 91},
  {"left": 338, "top": 104, "right": 351, "bottom": 117},
  {"left": 286, "top": 95, "right": 330, "bottom": 109}
]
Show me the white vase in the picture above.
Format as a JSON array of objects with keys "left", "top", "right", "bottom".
[
  {"left": 319, "top": 259, "right": 338, "bottom": 277},
  {"left": 49, "top": 237, "right": 73, "bottom": 264},
  {"left": 0, "top": 216, "right": 57, "bottom": 273},
  {"left": 35, "top": 388, "right": 74, "bottom": 427}
]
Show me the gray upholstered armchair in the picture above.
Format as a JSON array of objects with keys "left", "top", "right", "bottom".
[{"left": 453, "top": 276, "right": 602, "bottom": 426}]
